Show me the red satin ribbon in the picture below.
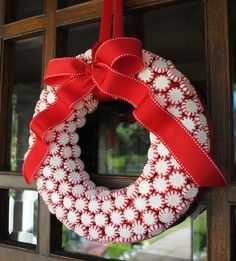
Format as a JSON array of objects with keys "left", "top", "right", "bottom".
[{"left": 23, "top": 37, "right": 226, "bottom": 187}]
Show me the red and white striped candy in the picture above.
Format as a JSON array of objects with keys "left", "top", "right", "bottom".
[
  {"left": 63, "top": 195, "right": 75, "bottom": 209},
  {"left": 148, "top": 223, "right": 165, "bottom": 237},
  {"left": 42, "top": 166, "right": 52, "bottom": 178},
  {"left": 193, "top": 128, "right": 208, "bottom": 146},
  {"left": 156, "top": 143, "right": 170, "bottom": 158},
  {"left": 132, "top": 220, "right": 147, "bottom": 236},
  {"left": 68, "top": 171, "right": 82, "bottom": 184},
  {"left": 180, "top": 80, "right": 196, "bottom": 96},
  {"left": 75, "top": 197, "right": 88, "bottom": 212},
  {"left": 45, "top": 178, "right": 57, "bottom": 192},
  {"left": 133, "top": 196, "right": 148, "bottom": 212},
  {"left": 114, "top": 194, "right": 129, "bottom": 209},
  {"left": 148, "top": 193, "right": 164, "bottom": 210},
  {"left": 195, "top": 113, "right": 207, "bottom": 128},
  {"left": 88, "top": 226, "right": 102, "bottom": 240},
  {"left": 138, "top": 179, "right": 153, "bottom": 196},
  {"left": 104, "top": 224, "right": 118, "bottom": 239},
  {"left": 64, "top": 159, "right": 77, "bottom": 172},
  {"left": 55, "top": 205, "right": 67, "bottom": 221},
  {"left": 124, "top": 207, "right": 139, "bottom": 222},
  {"left": 169, "top": 171, "right": 187, "bottom": 189},
  {"left": 137, "top": 67, "right": 154, "bottom": 83},
  {"left": 74, "top": 224, "right": 88, "bottom": 237},
  {"left": 71, "top": 184, "right": 85, "bottom": 197},
  {"left": 70, "top": 133, "right": 79, "bottom": 145},
  {"left": 57, "top": 132, "right": 70, "bottom": 145},
  {"left": 152, "top": 58, "right": 168, "bottom": 73},
  {"left": 181, "top": 116, "right": 197, "bottom": 133},
  {"left": 54, "top": 169, "right": 66, "bottom": 182},
  {"left": 85, "top": 189, "right": 97, "bottom": 200},
  {"left": 147, "top": 146, "right": 159, "bottom": 161},
  {"left": 142, "top": 210, "right": 158, "bottom": 226},
  {"left": 49, "top": 143, "right": 60, "bottom": 155},
  {"left": 153, "top": 75, "right": 171, "bottom": 92},
  {"left": 182, "top": 99, "right": 200, "bottom": 116},
  {"left": 60, "top": 146, "right": 72, "bottom": 158},
  {"left": 51, "top": 191, "right": 62, "bottom": 204},
  {"left": 58, "top": 181, "right": 71, "bottom": 195},
  {"left": 142, "top": 50, "right": 154, "bottom": 66},
  {"left": 110, "top": 210, "right": 124, "bottom": 225},
  {"left": 153, "top": 177, "right": 170, "bottom": 194},
  {"left": 167, "top": 68, "right": 183, "bottom": 82},
  {"left": 159, "top": 207, "right": 176, "bottom": 224},
  {"left": 155, "top": 158, "right": 171, "bottom": 176},
  {"left": 67, "top": 210, "right": 80, "bottom": 225},
  {"left": 118, "top": 224, "right": 133, "bottom": 242},
  {"left": 126, "top": 184, "right": 139, "bottom": 199},
  {"left": 153, "top": 93, "right": 168, "bottom": 107},
  {"left": 49, "top": 155, "right": 63, "bottom": 169},
  {"left": 167, "top": 87, "right": 185, "bottom": 105},
  {"left": 88, "top": 199, "right": 101, "bottom": 213},
  {"left": 101, "top": 199, "right": 114, "bottom": 214},
  {"left": 81, "top": 212, "right": 94, "bottom": 226},
  {"left": 142, "top": 162, "right": 155, "bottom": 178},
  {"left": 165, "top": 191, "right": 183, "bottom": 208},
  {"left": 182, "top": 183, "right": 199, "bottom": 200},
  {"left": 167, "top": 105, "right": 183, "bottom": 119},
  {"left": 94, "top": 213, "right": 109, "bottom": 227}
]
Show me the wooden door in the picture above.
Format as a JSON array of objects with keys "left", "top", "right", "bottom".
[{"left": 0, "top": 0, "right": 234, "bottom": 260}]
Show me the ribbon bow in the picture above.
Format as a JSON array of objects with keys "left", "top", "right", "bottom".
[{"left": 23, "top": 37, "right": 226, "bottom": 187}]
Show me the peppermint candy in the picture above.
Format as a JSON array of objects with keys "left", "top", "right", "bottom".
[
  {"left": 137, "top": 67, "right": 154, "bottom": 83},
  {"left": 152, "top": 58, "right": 168, "bottom": 73},
  {"left": 153, "top": 75, "right": 171, "bottom": 92}
]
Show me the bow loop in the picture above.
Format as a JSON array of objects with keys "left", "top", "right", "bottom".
[
  {"left": 44, "top": 58, "right": 87, "bottom": 87},
  {"left": 94, "top": 38, "right": 143, "bottom": 76}
]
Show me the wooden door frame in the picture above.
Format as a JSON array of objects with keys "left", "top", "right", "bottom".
[{"left": 0, "top": 0, "right": 233, "bottom": 260}]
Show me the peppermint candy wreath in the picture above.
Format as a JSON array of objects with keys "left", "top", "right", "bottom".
[{"left": 23, "top": 0, "right": 226, "bottom": 243}]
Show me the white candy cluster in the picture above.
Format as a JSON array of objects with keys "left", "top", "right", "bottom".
[{"left": 25, "top": 49, "right": 210, "bottom": 243}]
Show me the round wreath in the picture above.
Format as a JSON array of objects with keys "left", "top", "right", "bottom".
[{"left": 23, "top": 0, "right": 226, "bottom": 243}]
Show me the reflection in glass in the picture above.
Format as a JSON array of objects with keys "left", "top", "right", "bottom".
[
  {"left": 192, "top": 208, "right": 207, "bottom": 261},
  {"left": 79, "top": 101, "right": 149, "bottom": 176},
  {"left": 10, "top": 35, "right": 43, "bottom": 171},
  {"left": 4, "top": 0, "right": 44, "bottom": 23},
  {"left": 57, "top": 0, "right": 88, "bottom": 9},
  {"left": 61, "top": 205, "right": 207, "bottom": 260},
  {"left": 8, "top": 189, "right": 38, "bottom": 245}
]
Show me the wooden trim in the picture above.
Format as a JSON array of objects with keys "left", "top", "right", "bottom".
[
  {"left": 0, "top": 174, "right": 36, "bottom": 190},
  {"left": 55, "top": 0, "right": 182, "bottom": 27},
  {"left": 205, "top": 0, "right": 231, "bottom": 182},
  {"left": 205, "top": 1, "right": 231, "bottom": 261},
  {"left": 2, "top": 16, "right": 45, "bottom": 39}
]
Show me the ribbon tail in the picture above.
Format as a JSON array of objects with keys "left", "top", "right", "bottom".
[
  {"left": 133, "top": 96, "right": 227, "bottom": 187},
  {"left": 23, "top": 140, "right": 48, "bottom": 184}
]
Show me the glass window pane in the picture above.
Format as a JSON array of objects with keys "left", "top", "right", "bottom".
[
  {"left": 9, "top": 36, "right": 43, "bottom": 171},
  {"left": 57, "top": 0, "right": 89, "bottom": 9},
  {"left": 0, "top": 189, "right": 38, "bottom": 246},
  {"left": 229, "top": 0, "right": 236, "bottom": 177},
  {"left": 60, "top": 205, "right": 207, "bottom": 260},
  {"left": 56, "top": 0, "right": 205, "bottom": 177},
  {"left": 8, "top": 189, "right": 38, "bottom": 245},
  {"left": 4, "top": 0, "right": 44, "bottom": 23},
  {"left": 192, "top": 208, "right": 207, "bottom": 261}
]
